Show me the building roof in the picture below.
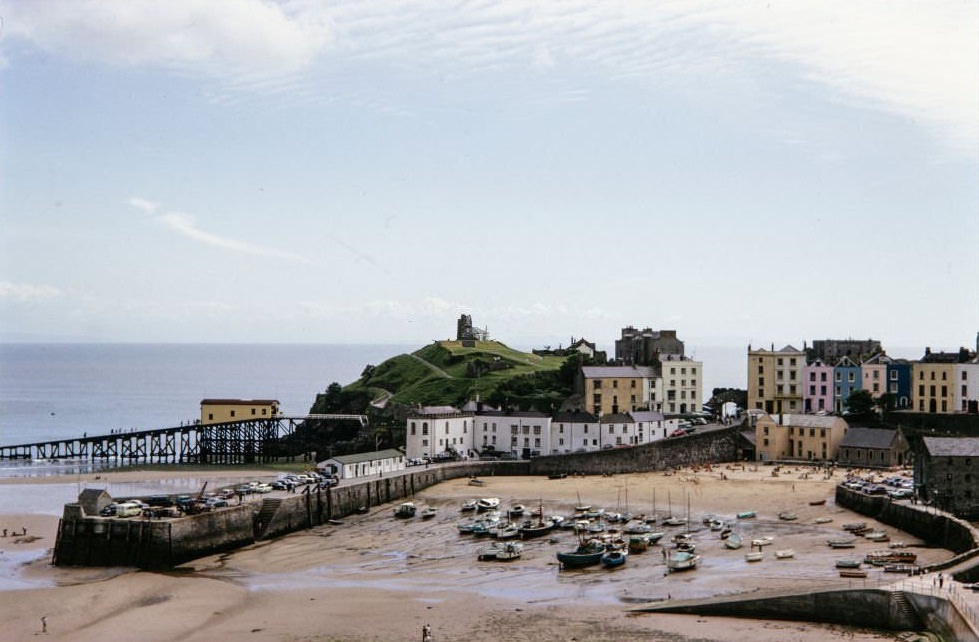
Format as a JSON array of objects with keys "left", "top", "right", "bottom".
[
  {"left": 582, "top": 365, "right": 657, "bottom": 379},
  {"left": 600, "top": 413, "right": 634, "bottom": 424},
  {"left": 416, "top": 405, "right": 463, "bottom": 415},
  {"left": 476, "top": 410, "right": 550, "bottom": 419},
  {"left": 200, "top": 398, "right": 279, "bottom": 405},
  {"left": 764, "top": 414, "right": 845, "bottom": 429},
  {"left": 322, "top": 448, "right": 405, "bottom": 465},
  {"left": 922, "top": 437, "right": 979, "bottom": 458},
  {"left": 630, "top": 410, "right": 665, "bottom": 423},
  {"left": 839, "top": 427, "right": 897, "bottom": 450},
  {"left": 551, "top": 411, "right": 599, "bottom": 423}
]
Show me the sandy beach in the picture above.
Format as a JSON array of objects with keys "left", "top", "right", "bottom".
[{"left": 0, "top": 463, "right": 953, "bottom": 641}]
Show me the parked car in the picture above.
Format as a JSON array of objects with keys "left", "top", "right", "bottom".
[{"left": 888, "top": 488, "right": 913, "bottom": 499}]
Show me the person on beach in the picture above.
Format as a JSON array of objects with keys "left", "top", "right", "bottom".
[{"left": 41, "top": 615, "right": 47, "bottom": 633}]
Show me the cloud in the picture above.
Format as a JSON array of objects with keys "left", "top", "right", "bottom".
[
  {"left": 127, "top": 198, "right": 313, "bottom": 264},
  {"left": 2, "top": 0, "right": 331, "bottom": 83},
  {"left": 5, "top": 1, "right": 974, "bottom": 153},
  {"left": 126, "top": 197, "right": 160, "bottom": 214},
  {"left": 0, "top": 280, "right": 62, "bottom": 302}
]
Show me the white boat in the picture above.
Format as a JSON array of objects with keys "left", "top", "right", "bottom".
[
  {"left": 751, "top": 537, "right": 774, "bottom": 547},
  {"left": 667, "top": 551, "right": 700, "bottom": 572},
  {"left": 775, "top": 549, "right": 795, "bottom": 559},
  {"left": 461, "top": 499, "right": 478, "bottom": 512},
  {"left": 745, "top": 551, "right": 764, "bottom": 562},
  {"left": 420, "top": 507, "right": 438, "bottom": 519},
  {"left": 476, "top": 497, "right": 501, "bottom": 512}
]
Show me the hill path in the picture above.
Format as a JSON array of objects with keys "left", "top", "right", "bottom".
[{"left": 407, "top": 353, "right": 452, "bottom": 379}]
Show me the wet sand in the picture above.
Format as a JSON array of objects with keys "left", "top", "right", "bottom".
[{"left": 0, "top": 464, "right": 948, "bottom": 641}]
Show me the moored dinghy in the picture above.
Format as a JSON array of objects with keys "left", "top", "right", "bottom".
[
  {"left": 601, "top": 549, "right": 627, "bottom": 568},
  {"left": 775, "top": 549, "right": 795, "bottom": 559},
  {"left": 394, "top": 502, "right": 417, "bottom": 518}
]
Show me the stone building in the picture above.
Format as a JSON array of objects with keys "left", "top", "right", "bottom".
[
  {"left": 579, "top": 365, "right": 659, "bottom": 415},
  {"left": 614, "top": 327, "right": 684, "bottom": 365},
  {"left": 808, "top": 339, "right": 882, "bottom": 364},
  {"left": 747, "top": 345, "right": 806, "bottom": 415},
  {"left": 915, "top": 436, "right": 979, "bottom": 519},
  {"left": 836, "top": 427, "right": 910, "bottom": 468}
]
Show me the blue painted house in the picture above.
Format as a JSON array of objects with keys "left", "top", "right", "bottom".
[{"left": 834, "top": 355, "right": 862, "bottom": 414}]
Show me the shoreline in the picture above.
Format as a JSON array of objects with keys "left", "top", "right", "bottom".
[{"left": 0, "top": 463, "right": 958, "bottom": 641}]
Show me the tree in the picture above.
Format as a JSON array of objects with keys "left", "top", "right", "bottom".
[{"left": 845, "top": 389, "right": 876, "bottom": 418}]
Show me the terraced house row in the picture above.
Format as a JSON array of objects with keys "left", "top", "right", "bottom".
[{"left": 747, "top": 335, "right": 979, "bottom": 416}]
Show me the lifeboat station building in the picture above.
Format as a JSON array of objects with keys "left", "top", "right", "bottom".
[{"left": 200, "top": 399, "right": 281, "bottom": 425}]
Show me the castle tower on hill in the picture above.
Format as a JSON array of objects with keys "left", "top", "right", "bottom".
[{"left": 456, "top": 314, "right": 489, "bottom": 345}]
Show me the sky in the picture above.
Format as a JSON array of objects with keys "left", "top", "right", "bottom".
[{"left": 1, "top": 0, "right": 977, "bottom": 358}]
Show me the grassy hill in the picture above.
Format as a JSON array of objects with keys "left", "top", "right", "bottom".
[{"left": 339, "top": 340, "right": 572, "bottom": 411}]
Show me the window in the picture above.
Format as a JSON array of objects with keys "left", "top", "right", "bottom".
[
  {"left": 251, "top": 408, "right": 256, "bottom": 415},
  {"left": 758, "top": 377, "right": 764, "bottom": 387},
  {"left": 208, "top": 413, "right": 214, "bottom": 421},
  {"left": 230, "top": 410, "right": 236, "bottom": 418},
  {"left": 777, "top": 358, "right": 783, "bottom": 366},
  {"left": 631, "top": 380, "right": 636, "bottom": 388},
  {"left": 836, "top": 372, "right": 842, "bottom": 382},
  {"left": 410, "top": 422, "right": 416, "bottom": 436},
  {"left": 821, "top": 372, "right": 827, "bottom": 382},
  {"left": 847, "top": 372, "right": 855, "bottom": 383},
  {"left": 671, "top": 367, "right": 676, "bottom": 375},
  {"left": 758, "top": 365, "right": 763, "bottom": 374},
  {"left": 593, "top": 380, "right": 601, "bottom": 389},
  {"left": 613, "top": 380, "right": 618, "bottom": 388},
  {"left": 790, "top": 358, "right": 796, "bottom": 366},
  {"left": 810, "top": 372, "right": 816, "bottom": 382},
  {"left": 261, "top": 408, "right": 267, "bottom": 415},
  {"left": 891, "top": 370, "right": 898, "bottom": 381},
  {"left": 422, "top": 422, "right": 429, "bottom": 436},
  {"left": 692, "top": 368, "right": 697, "bottom": 375}
]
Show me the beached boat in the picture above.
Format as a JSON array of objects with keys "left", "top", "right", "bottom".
[
  {"left": 724, "top": 532, "right": 743, "bottom": 549},
  {"left": 477, "top": 542, "right": 503, "bottom": 560},
  {"left": 883, "top": 563, "right": 917, "bottom": 574},
  {"left": 777, "top": 511, "right": 798, "bottom": 521},
  {"left": 774, "top": 549, "right": 795, "bottom": 559},
  {"left": 601, "top": 549, "right": 627, "bottom": 568},
  {"left": 494, "top": 542, "right": 524, "bottom": 561},
  {"left": 557, "top": 539, "right": 606, "bottom": 569},
  {"left": 628, "top": 535, "right": 649, "bottom": 553},
  {"left": 864, "top": 550, "right": 917, "bottom": 565},
  {"left": 667, "top": 550, "right": 701, "bottom": 572},
  {"left": 547, "top": 472, "right": 568, "bottom": 480},
  {"left": 461, "top": 499, "right": 478, "bottom": 512},
  {"left": 835, "top": 559, "right": 862, "bottom": 569},
  {"left": 519, "top": 517, "right": 555, "bottom": 540},
  {"left": 750, "top": 537, "right": 774, "bottom": 547},
  {"left": 863, "top": 531, "right": 889, "bottom": 542},
  {"left": 809, "top": 499, "right": 827, "bottom": 506},
  {"left": 827, "top": 538, "right": 856, "bottom": 548},
  {"left": 476, "top": 497, "right": 500, "bottom": 512},
  {"left": 468, "top": 477, "right": 485, "bottom": 486},
  {"left": 394, "top": 502, "right": 417, "bottom": 518},
  {"left": 813, "top": 517, "right": 833, "bottom": 524},
  {"left": 839, "top": 569, "right": 868, "bottom": 578},
  {"left": 623, "top": 520, "right": 651, "bottom": 534},
  {"left": 508, "top": 504, "right": 526, "bottom": 517},
  {"left": 646, "top": 532, "right": 665, "bottom": 545},
  {"left": 662, "top": 516, "right": 686, "bottom": 526},
  {"left": 736, "top": 510, "right": 756, "bottom": 520},
  {"left": 420, "top": 507, "right": 438, "bottom": 519},
  {"left": 745, "top": 551, "right": 764, "bottom": 562},
  {"left": 842, "top": 522, "right": 867, "bottom": 532}
]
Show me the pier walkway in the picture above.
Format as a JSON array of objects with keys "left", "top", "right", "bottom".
[{"left": 0, "top": 414, "right": 367, "bottom": 464}]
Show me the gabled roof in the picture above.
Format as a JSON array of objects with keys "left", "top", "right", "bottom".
[
  {"left": 582, "top": 366, "right": 657, "bottom": 379},
  {"left": 780, "top": 345, "right": 803, "bottom": 353},
  {"left": 551, "top": 411, "right": 599, "bottom": 423},
  {"left": 600, "top": 413, "right": 634, "bottom": 424},
  {"left": 323, "top": 448, "right": 405, "bottom": 465},
  {"left": 862, "top": 353, "right": 893, "bottom": 366},
  {"left": 762, "top": 414, "right": 845, "bottom": 429},
  {"left": 922, "top": 437, "right": 979, "bottom": 458},
  {"left": 839, "top": 427, "right": 897, "bottom": 449},
  {"left": 630, "top": 410, "right": 665, "bottom": 423},
  {"left": 836, "top": 355, "right": 860, "bottom": 367},
  {"left": 200, "top": 398, "right": 279, "bottom": 405}
]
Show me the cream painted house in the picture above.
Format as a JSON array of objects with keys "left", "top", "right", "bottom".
[
  {"left": 661, "top": 357, "right": 702, "bottom": 415},
  {"left": 747, "top": 345, "right": 806, "bottom": 415}
]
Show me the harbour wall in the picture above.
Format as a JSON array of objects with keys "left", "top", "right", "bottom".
[{"left": 53, "top": 429, "right": 736, "bottom": 568}]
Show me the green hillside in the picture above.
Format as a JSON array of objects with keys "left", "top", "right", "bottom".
[{"left": 334, "top": 340, "right": 574, "bottom": 412}]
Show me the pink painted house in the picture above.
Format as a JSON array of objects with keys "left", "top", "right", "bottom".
[{"left": 804, "top": 359, "right": 834, "bottom": 414}]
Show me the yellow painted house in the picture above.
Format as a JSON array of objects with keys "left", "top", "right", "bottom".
[
  {"left": 754, "top": 413, "right": 848, "bottom": 463},
  {"left": 200, "top": 399, "right": 280, "bottom": 425}
]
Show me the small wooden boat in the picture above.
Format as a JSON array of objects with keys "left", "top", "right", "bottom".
[
  {"left": 666, "top": 551, "right": 701, "bottom": 572},
  {"left": 601, "top": 549, "right": 627, "bottom": 568},
  {"left": 778, "top": 511, "right": 798, "bottom": 521},
  {"left": 842, "top": 522, "right": 867, "bottom": 532},
  {"left": 495, "top": 542, "right": 524, "bottom": 561},
  {"left": 724, "top": 532, "right": 743, "bottom": 549},
  {"left": 420, "top": 507, "right": 438, "bottom": 519},
  {"left": 508, "top": 504, "right": 526, "bottom": 517},
  {"left": 863, "top": 531, "right": 889, "bottom": 542},
  {"left": 547, "top": 472, "right": 568, "bottom": 480},
  {"left": 813, "top": 517, "right": 833, "bottom": 524},
  {"left": 839, "top": 569, "right": 868, "bottom": 578},
  {"left": 468, "top": 477, "right": 486, "bottom": 486},
  {"left": 461, "top": 499, "right": 478, "bottom": 512},
  {"left": 662, "top": 516, "right": 687, "bottom": 526},
  {"left": 628, "top": 535, "right": 649, "bottom": 553},
  {"left": 809, "top": 499, "right": 827, "bottom": 506},
  {"left": 836, "top": 559, "right": 862, "bottom": 569},
  {"left": 736, "top": 511, "right": 757, "bottom": 520},
  {"left": 864, "top": 550, "right": 917, "bottom": 565},
  {"left": 745, "top": 551, "right": 764, "bottom": 562},
  {"left": 775, "top": 549, "right": 795, "bottom": 559},
  {"left": 883, "top": 564, "right": 917, "bottom": 574},
  {"left": 827, "top": 538, "right": 856, "bottom": 548},
  {"left": 477, "top": 543, "right": 503, "bottom": 560},
  {"left": 494, "top": 523, "right": 520, "bottom": 540},
  {"left": 394, "top": 502, "right": 417, "bottom": 518},
  {"left": 751, "top": 537, "right": 774, "bottom": 547},
  {"left": 557, "top": 539, "right": 606, "bottom": 568}
]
